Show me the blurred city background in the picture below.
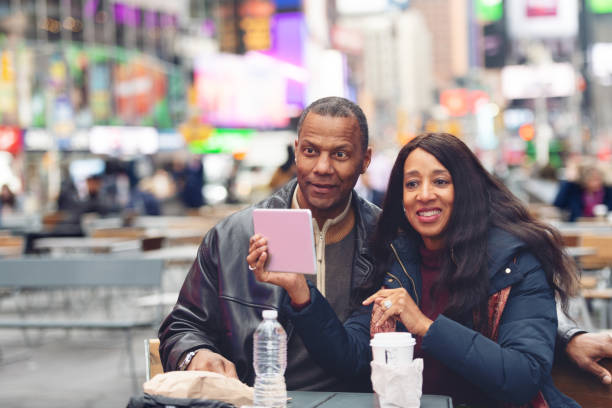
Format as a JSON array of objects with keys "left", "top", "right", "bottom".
[
  {"left": 0, "top": 0, "right": 610, "bottom": 219},
  {"left": 1, "top": 0, "right": 612, "bottom": 407}
]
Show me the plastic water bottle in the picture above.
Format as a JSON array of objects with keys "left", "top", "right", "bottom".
[{"left": 253, "top": 309, "right": 287, "bottom": 408}]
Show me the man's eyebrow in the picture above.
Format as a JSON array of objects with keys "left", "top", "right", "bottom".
[
  {"left": 334, "top": 143, "right": 355, "bottom": 150},
  {"left": 299, "top": 139, "right": 355, "bottom": 150},
  {"left": 404, "top": 169, "right": 449, "bottom": 177}
]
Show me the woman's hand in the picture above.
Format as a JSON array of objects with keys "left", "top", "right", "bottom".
[
  {"left": 247, "top": 234, "right": 310, "bottom": 305},
  {"left": 363, "top": 288, "right": 433, "bottom": 337}
]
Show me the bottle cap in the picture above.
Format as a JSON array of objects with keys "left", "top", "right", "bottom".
[{"left": 262, "top": 310, "right": 278, "bottom": 319}]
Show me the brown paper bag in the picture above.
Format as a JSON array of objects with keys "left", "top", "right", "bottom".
[{"left": 143, "top": 371, "right": 254, "bottom": 407}]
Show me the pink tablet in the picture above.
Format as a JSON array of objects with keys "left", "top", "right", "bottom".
[{"left": 252, "top": 208, "right": 317, "bottom": 275}]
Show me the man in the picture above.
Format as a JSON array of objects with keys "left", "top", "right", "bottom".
[{"left": 159, "top": 96, "right": 612, "bottom": 390}]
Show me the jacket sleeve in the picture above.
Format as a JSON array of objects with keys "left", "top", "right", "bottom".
[
  {"left": 557, "top": 312, "right": 587, "bottom": 349},
  {"left": 157, "top": 229, "right": 225, "bottom": 372},
  {"left": 422, "top": 257, "right": 557, "bottom": 405},
  {"left": 283, "top": 282, "right": 372, "bottom": 379}
]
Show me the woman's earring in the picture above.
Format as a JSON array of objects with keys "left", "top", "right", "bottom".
[{"left": 450, "top": 247, "right": 457, "bottom": 265}]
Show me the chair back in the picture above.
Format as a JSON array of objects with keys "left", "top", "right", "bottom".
[
  {"left": 0, "top": 235, "right": 24, "bottom": 257},
  {"left": 579, "top": 235, "right": 612, "bottom": 270},
  {"left": 91, "top": 227, "right": 147, "bottom": 239},
  {"left": 552, "top": 357, "right": 612, "bottom": 407},
  {"left": 145, "top": 338, "right": 164, "bottom": 381}
]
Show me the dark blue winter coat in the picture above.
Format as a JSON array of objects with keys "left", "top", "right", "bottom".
[{"left": 284, "top": 228, "right": 579, "bottom": 407}]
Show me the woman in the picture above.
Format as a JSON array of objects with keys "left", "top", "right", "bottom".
[
  {"left": 553, "top": 163, "right": 612, "bottom": 221},
  {"left": 248, "top": 133, "right": 579, "bottom": 407}
]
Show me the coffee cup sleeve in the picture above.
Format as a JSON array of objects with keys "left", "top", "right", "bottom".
[{"left": 371, "top": 358, "right": 423, "bottom": 408}]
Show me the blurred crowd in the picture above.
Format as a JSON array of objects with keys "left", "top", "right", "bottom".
[{"left": 53, "top": 156, "right": 207, "bottom": 224}]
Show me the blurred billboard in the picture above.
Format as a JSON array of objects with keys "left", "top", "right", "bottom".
[
  {"left": 507, "top": 0, "right": 578, "bottom": 39},
  {"left": 89, "top": 126, "right": 159, "bottom": 155},
  {"left": 194, "top": 51, "right": 307, "bottom": 128},
  {"left": 475, "top": 0, "right": 503, "bottom": 23},
  {"left": 501, "top": 63, "right": 576, "bottom": 99},
  {"left": 589, "top": 0, "right": 612, "bottom": 13},
  {"left": 591, "top": 43, "right": 612, "bottom": 81}
]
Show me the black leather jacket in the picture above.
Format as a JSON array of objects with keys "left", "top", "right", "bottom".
[{"left": 158, "top": 179, "right": 381, "bottom": 385}]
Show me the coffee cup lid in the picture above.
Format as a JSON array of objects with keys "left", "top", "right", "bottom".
[{"left": 370, "top": 332, "right": 416, "bottom": 347}]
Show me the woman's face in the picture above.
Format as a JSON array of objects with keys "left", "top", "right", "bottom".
[
  {"left": 402, "top": 148, "right": 454, "bottom": 250},
  {"left": 584, "top": 169, "right": 603, "bottom": 193}
]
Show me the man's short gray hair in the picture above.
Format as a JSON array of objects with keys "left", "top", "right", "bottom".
[{"left": 296, "top": 96, "right": 369, "bottom": 153}]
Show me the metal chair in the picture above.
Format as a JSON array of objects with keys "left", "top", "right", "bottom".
[{"left": 145, "top": 338, "right": 164, "bottom": 381}]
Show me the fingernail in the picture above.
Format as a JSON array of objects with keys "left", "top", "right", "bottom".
[{"left": 603, "top": 375, "right": 611, "bottom": 384}]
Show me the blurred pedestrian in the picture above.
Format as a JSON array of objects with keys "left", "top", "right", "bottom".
[
  {"left": 82, "top": 174, "right": 120, "bottom": 216},
  {"left": 268, "top": 144, "right": 296, "bottom": 191},
  {"left": 0, "top": 184, "right": 17, "bottom": 220},
  {"left": 553, "top": 163, "right": 612, "bottom": 221},
  {"left": 359, "top": 150, "right": 393, "bottom": 207},
  {"left": 173, "top": 157, "right": 206, "bottom": 210},
  {"left": 127, "top": 177, "right": 162, "bottom": 216},
  {"left": 57, "top": 166, "right": 81, "bottom": 213}
]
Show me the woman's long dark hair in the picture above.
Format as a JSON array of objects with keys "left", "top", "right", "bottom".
[{"left": 368, "top": 133, "right": 578, "bottom": 326}]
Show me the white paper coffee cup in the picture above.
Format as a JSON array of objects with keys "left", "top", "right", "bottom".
[{"left": 370, "top": 332, "right": 416, "bottom": 366}]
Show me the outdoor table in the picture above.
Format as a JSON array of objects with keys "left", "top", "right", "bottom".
[
  {"left": 565, "top": 246, "right": 597, "bottom": 259},
  {"left": 34, "top": 237, "right": 141, "bottom": 256},
  {"left": 551, "top": 221, "right": 612, "bottom": 236},
  {"left": 159, "top": 229, "right": 205, "bottom": 246},
  {"left": 287, "top": 391, "right": 453, "bottom": 407},
  {"left": 141, "top": 245, "right": 199, "bottom": 263}
]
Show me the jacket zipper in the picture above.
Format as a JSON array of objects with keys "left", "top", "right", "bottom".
[{"left": 390, "top": 243, "right": 419, "bottom": 305}]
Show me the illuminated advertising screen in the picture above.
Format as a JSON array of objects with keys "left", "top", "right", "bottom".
[
  {"left": 90, "top": 63, "right": 112, "bottom": 123},
  {"left": 188, "top": 128, "right": 255, "bottom": 154},
  {"left": 275, "top": 0, "right": 301, "bottom": 10},
  {"left": 336, "top": 0, "right": 388, "bottom": 14},
  {"left": 239, "top": 0, "right": 276, "bottom": 52},
  {"left": 0, "top": 126, "right": 22, "bottom": 156},
  {"left": 194, "top": 53, "right": 292, "bottom": 128},
  {"left": 507, "top": 0, "right": 577, "bottom": 38},
  {"left": 263, "top": 12, "right": 306, "bottom": 110},
  {"left": 592, "top": 43, "right": 612, "bottom": 78},
  {"left": 114, "top": 57, "right": 167, "bottom": 125},
  {"left": 526, "top": 0, "right": 558, "bottom": 17},
  {"left": 476, "top": 0, "right": 503, "bottom": 22},
  {"left": 501, "top": 63, "right": 576, "bottom": 99},
  {"left": 589, "top": 0, "right": 612, "bottom": 13},
  {"left": 89, "top": 126, "right": 159, "bottom": 155}
]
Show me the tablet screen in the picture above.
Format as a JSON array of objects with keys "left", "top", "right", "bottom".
[{"left": 252, "top": 208, "right": 317, "bottom": 275}]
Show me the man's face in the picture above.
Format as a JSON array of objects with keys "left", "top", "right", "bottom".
[{"left": 294, "top": 113, "right": 371, "bottom": 223}]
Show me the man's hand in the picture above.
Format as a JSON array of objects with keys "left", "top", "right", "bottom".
[
  {"left": 186, "top": 349, "right": 238, "bottom": 379},
  {"left": 566, "top": 332, "right": 612, "bottom": 384},
  {"left": 247, "top": 234, "right": 310, "bottom": 305}
]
